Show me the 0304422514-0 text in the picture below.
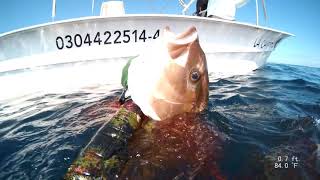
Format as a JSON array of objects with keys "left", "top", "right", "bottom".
[{"left": 55, "top": 29, "right": 160, "bottom": 50}]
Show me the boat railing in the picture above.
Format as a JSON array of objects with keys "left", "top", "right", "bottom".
[
  {"left": 51, "top": 0, "right": 267, "bottom": 26},
  {"left": 178, "top": 0, "right": 266, "bottom": 26},
  {"left": 178, "top": 0, "right": 197, "bottom": 15}
]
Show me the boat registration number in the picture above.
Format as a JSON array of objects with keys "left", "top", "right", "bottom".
[{"left": 55, "top": 29, "right": 160, "bottom": 50}]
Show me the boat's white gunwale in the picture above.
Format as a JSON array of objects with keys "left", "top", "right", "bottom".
[{"left": 0, "top": 14, "right": 293, "bottom": 38}]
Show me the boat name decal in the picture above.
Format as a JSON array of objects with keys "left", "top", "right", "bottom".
[
  {"left": 55, "top": 29, "right": 160, "bottom": 50},
  {"left": 253, "top": 38, "right": 276, "bottom": 50}
]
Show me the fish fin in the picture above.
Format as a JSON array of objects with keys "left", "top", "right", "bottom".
[
  {"left": 175, "top": 26, "right": 197, "bottom": 40},
  {"left": 167, "top": 44, "right": 189, "bottom": 59},
  {"left": 165, "top": 26, "right": 199, "bottom": 59},
  {"left": 121, "top": 56, "right": 138, "bottom": 88}
]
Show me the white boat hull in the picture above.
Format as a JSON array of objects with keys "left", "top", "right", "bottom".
[{"left": 0, "top": 15, "right": 291, "bottom": 77}]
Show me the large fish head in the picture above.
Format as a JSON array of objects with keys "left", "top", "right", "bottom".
[{"left": 151, "top": 26, "right": 209, "bottom": 120}]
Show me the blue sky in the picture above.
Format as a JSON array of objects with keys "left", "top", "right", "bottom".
[{"left": 0, "top": 0, "right": 319, "bottom": 67}]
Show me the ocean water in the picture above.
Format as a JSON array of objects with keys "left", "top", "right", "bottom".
[{"left": 0, "top": 63, "right": 319, "bottom": 179}]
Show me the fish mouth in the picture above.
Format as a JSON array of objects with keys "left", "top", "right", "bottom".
[
  {"left": 159, "top": 98, "right": 188, "bottom": 105},
  {"left": 153, "top": 93, "right": 195, "bottom": 105},
  {"left": 154, "top": 97, "right": 204, "bottom": 111}
]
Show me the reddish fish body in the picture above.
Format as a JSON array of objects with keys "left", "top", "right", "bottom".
[{"left": 128, "top": 26, "right": 209, "bottom": 120}]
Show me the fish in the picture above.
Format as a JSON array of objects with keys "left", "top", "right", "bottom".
[{"left": 125, "top": 26, "right": 209, "bottom": 120}]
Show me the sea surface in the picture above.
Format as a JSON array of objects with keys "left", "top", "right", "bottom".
[{"left": 0, "top": 63, "right": 319, "bottom": 179}]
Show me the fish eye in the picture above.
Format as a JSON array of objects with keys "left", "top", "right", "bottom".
[{"left": 190, "top": 69, "right": 201, "bottom": 82}]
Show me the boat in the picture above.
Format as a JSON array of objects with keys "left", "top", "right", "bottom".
[{"left": 0, "top": 0, "right": 292, "bottom": 77}]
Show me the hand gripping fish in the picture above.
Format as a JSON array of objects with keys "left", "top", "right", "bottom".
[{"left": 120, "top": 26, "right": 209, "bottom": 120}]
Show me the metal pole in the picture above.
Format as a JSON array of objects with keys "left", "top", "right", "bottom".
[
  {"left": 261, "top": 0, "right": 268, "bottom": 22},
  {"left": 52, "top": 0, "right": 56, "bottom": 21},
  {"left": 91, "top": 0, "right": 95, "bottom": 15},
  {"left": 255, "top": 0, "right": 259, "bottom": 26}
]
